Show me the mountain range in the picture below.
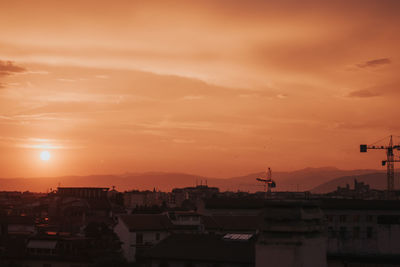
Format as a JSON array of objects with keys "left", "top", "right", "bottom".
[
  {"left": 0, "top": 167, "right": 395, "bottom": 193},
  {"left": 311, "top": 172, "right": 400, "bottom": 193}
]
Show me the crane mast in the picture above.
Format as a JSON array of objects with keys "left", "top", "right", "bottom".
[{"left": 387, "top": 136, "right": 395, "bottom": 193}]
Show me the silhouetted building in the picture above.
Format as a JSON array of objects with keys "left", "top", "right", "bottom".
[
  {"left": 322, "top": 199, "right": 400, "bottom": 265},
  {"left": 171, "top": 185, "right": 219, "bottom": 207},
  {"left": 200, "top": 197, "right": 264, "bottom": 215},
  {"left": 114, "top": 214, "right": 173, "bottom": 262},
  {"left": 124, "top": 189, "right": 163, "bottom": 209},
  {"left": 256, "top": 200, "right": 327, "bottom": 267},
  {"left": 202, "top": 215, "right": 261, "bottom": 234},
  {"left": 0, "top": 216, "right": 36, "bottom": 236},
  {"left": 325, "top": 179, "right": 382, "bottom": 199},
  {"left": 168, "top": 211, "right": 203, "bottom": 233},
  {"left": 57, "top": 187, "right": 109, "bottom": 199},
  {"left": 142, "top": 233, "right": 255, "bottom": 267}
]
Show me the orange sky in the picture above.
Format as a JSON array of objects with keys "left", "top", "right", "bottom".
[{"left": 0, "top": 0, "right": 399, "bottom": 178}]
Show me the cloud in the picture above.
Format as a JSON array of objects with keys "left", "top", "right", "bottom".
[
  {"left": 95, "top": 75, "right": 109, "bottom": 79},
  {"left": 57, "top": 78, "right": 76, "bottom": 82},
  {"left": 0, "top": 60, "right": 26, "bottom": 76},
  {"left": 172, "top": 138, "right": 195, "bottom": 144},
  {"left": 347, "top": 89, "right": 381, "bottom": 98},
  {"left": 347, "top": 82, "right": 400, "bottom": 98},
  {"left": 0, "top": 60, "right": 26, "bottom": 90},
  {"left": 276, "top": 94, "right": 288, "bottom": 99},
  {"left": 333, "top": 120, "right": 400, "bottom": 131},
  {"left": 356, "top": 58, "right": 391, "bottom": 68},
  {"left": 181, "top": 95, "right": 205, "bottom": 100},
  {"left": 0, "top": 113, "right": 77, "bottom": 126},
  {"left": 26, "top": 70, "right": 49, "bottom": 75},
  {"left": 0, "top": 136, "right": 83, "bottom": 150}
]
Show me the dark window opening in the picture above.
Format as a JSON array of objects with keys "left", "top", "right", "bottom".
[
  {"left": 367, "top": 227, "right": 373, "bottom": 239},
  {"left": 136, "top": 233, "right": 143, "bottom": 244},
  {"left": 353, "top": 227, "right": 360, "bottom": 239},
  {"left": 328, "top": 227, "right": 335, "bottom": 238},
  {"left": 339, "top": 227, "right": 346, "bottom": 239}
]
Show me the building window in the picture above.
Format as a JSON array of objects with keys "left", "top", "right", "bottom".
[
  {"left": 328, "top": 226, "right": 335, "bottom": 238},
  {"left": 353, "top": 215, "right": 360, "bottom": 223},
  {"left": 136, "top": 233, "right": 143, "bottom": 244},
  {"left": 155, "top": 232, "right": 160, "bottom": 241},
  {"left": 326, "top": 215, "right": 333, "bottom": 222},
  {"left": 367, "top": 227, "right": 373, "bottom": 239},
  {"left": 339, "top": 215, "right": 347, "bottom": 223},
  {"left": 366, "top": 215, "right": 373, "bottom": 222},
  {"left": 353, "top": 227, "right": 360, "bottom": 239},
  {"left": 339, "top": 227, "right": 347, "bottom": 239}
]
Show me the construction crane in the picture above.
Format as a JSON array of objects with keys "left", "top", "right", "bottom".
[
  {"left": 256, "top": 167, "right": 276, "bottom": 198},
  {"left": 360, "top": 135, "right": 400, "bottom": 195}
]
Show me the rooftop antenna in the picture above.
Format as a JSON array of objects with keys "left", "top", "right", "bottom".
[{"left": 256, "top": 167, "right": 276, "bottom": 199}]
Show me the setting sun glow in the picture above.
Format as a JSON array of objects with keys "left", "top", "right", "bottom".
[{"left": 40, "top": 151, "right": 51, "bottom": 161}]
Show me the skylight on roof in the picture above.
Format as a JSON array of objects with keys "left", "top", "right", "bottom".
[{"left": 223, "top": 233, "right": 253, "bottom": 241}]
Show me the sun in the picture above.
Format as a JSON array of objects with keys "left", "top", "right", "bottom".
[{"left": 40, "top": 151, "right": 51, "bottom": 161}]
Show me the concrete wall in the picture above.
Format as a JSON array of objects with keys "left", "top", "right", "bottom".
[
  {"left": 114, "top": 219, "right": 134, "bottom": 262},
  {"left": 114, "top": 218, "right": 169, "bottom": 262},
  {"left": 8, "top": 224, "right": 35, "bottom": 234},
  {"left": 149, "top": 259, "right": 252, "bottom": 267},
  {"left": 124, "top": 193, "right": 146, "bottom": 208},
  {"left": 256, "top": 236, "right": 327, "bottom": 267},
  {"left": 4, "top": 260, "right": 89, "bottom": 267},
  {"left": 325, "top": 210, "right": 400, "bottom": 255}
]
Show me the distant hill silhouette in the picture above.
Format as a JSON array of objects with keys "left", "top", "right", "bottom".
[
  {"left": 0, "top": 167, "right": 384, "bottom": 193},
  {"left": 227, "top": 167, "right": 379, "bottom": 192},
  {"left": 311, "top": 172, "right": 400, "bottom": 193}
]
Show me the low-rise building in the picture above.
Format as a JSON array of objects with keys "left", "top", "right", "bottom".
[
  {"left": 123, "top": 190, "right": 162, "bottom": 209},
  {"left": 256, "top": 200, "right": 327, "bottom": 267},
  {"left": 170, "top": 185, "right": 219, "bottom": 207},
  {"left": 322, "top": 199, "right": 400, "bottom": 264},
  {"left": 57, "top": 187, "right": 109, "bottom": 200},
  {"left": 142, "top": 233, "right": 255, "bottom": 267},
  {"left": 202, "top": 215, "right": 261, "bottom": 235},
  {"left": 114, "top": 214, "right": 173, "bottom": 262},
  {"left": 0, "top": 216, "right": 36, "bottom": 236}
]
